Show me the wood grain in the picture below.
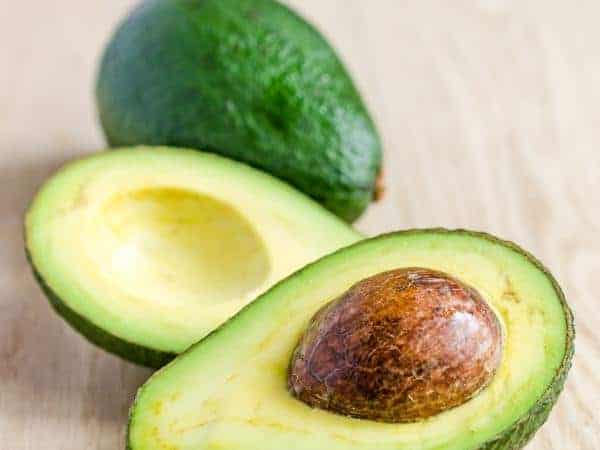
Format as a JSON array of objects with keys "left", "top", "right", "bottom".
[{"left": 1, "top": 1, "right": 598, "bottom": 449}]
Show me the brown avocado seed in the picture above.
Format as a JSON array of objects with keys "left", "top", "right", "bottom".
[{"left": 288, "top": 268, "right": 503, "bottom": 423}]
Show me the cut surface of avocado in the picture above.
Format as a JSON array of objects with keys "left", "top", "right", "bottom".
[
  {"left": 127, "top": 229, "right": 573, "bottom": 450},
  {"left": 25, "top": 147, "right": 361, "bottom": 367}
]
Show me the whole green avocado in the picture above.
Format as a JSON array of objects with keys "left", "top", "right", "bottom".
[{"left": 96, "top": 0, "right": 382, "bottom": 222}]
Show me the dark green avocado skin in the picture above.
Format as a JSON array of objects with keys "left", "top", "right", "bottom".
[
  {"left": 96, "top": 0, "right": 382, "bottom": 222},
  {"left": 26, "top": 249, "right": 176, "bottom": 369}
]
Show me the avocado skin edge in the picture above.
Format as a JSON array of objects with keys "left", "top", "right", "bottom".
[
  {"left": 126, "top": 228, "right": 575, "bottom": 450},
  {"left": 25, "top": 248, "right": 176, "bottom": 369},
  {"left": 96, "top": 0, "right": 382, "bottom": 223}
]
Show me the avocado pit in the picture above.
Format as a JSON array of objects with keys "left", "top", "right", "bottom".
[{"left": 288, "top": 268, "right": 502, "bottom": 423}]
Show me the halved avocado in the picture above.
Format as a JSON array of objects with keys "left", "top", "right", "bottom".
[
  {"left": 127, "top": 229, "right": 574, "bottom": 450},
  {"left": 25, "top": 147, "right": 361, "bottom": 368}
]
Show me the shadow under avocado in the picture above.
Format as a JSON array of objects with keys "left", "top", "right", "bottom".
[{"left": 0, "top": 150, "right": 151, "bottom": 427}]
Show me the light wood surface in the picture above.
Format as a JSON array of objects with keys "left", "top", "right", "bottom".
[{"left": 1, "top": 1, "right": 598, "bottom": 449}]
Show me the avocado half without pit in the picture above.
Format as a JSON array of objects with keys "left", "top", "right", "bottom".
[
  {"left": 127, "top": 230, "right": 573, "bottom": 450},
  {"left": 25, "top": 147, "right": 361, "bottom": 367}
]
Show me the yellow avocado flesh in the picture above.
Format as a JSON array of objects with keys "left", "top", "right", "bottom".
[
  {"left": 25, "top": 147, "right": 361, "bottom": 355},
  {"left": 128, "top": 231, "right": 568, "bottom": 450}
]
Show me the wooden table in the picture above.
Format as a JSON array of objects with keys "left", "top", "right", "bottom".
[{"left": 1, "top": 1, "right": 598, "bottom": 448}]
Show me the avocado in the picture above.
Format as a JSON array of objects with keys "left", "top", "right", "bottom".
[
  {"left": 96, "top": 0, "right": 382, "bottom": 222},
  {"left": 127, "top": 229, "right": 574, "bottom": 450},
  {"left": 25, "top": 147, "right": 361, "bottom": 368}
]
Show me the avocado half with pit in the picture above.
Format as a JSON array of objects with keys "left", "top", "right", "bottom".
[
  {"left": 96, "top": 0, "right": 382, "bottom": 222},
  {"left": 25, "top": 147, "right": 361, "bottom": 368},
  {"left": 127, "top": 229, "right": 574, "bottom": 450}
]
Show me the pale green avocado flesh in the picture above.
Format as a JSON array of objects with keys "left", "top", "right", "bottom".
[
  {"left": 127, "top": 229, "right": 573, "bottom": 450},
  {"left": 25, "top": 147, "right": 361, "bottom": 367}
]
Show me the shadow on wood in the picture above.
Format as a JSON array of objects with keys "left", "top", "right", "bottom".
[{"left": 0, "top": 150, "right": 151, "bottom": 434}]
